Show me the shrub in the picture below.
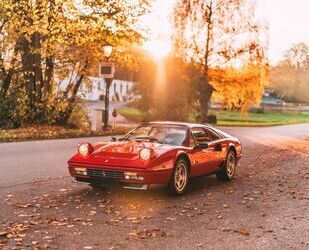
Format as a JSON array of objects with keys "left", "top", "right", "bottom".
[{"left": 67, "top": 105, "right": 90, "bottom": 129}]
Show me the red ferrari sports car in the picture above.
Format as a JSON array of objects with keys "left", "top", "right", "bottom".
[{"left": 68, "top": 122, "right": 242, "bottom": 195}]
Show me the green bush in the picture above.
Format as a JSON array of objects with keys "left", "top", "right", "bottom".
[
  {"left": 0, "top": 87, "right": 28, "bottom": 129},
  {"left": 67, "top": 105, "right": 90, "bottom": 129}
]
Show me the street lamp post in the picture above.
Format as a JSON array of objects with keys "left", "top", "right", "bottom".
[
  {"left": 102, "top": 43, "right": 113, "bottom": 131},
  {"left": 104, "top": 78, "right": 112, "bottom": 130}
]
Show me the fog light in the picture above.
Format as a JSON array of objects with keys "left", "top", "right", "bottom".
[
  {"left": 75, "top": 167, "right": 87, "bottom": 175},
  {"left": 124, "top": 172, "right": 144, "bottom": 181}
]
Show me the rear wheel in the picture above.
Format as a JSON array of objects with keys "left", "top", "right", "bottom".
[
  {"left": 168, "top": 159, "right": 189, "bottom": 196},
  {"left": 216, "top": 150, "right": 237, "bottom": 181}
]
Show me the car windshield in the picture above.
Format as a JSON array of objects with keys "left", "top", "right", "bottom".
[{"left": 123, "top": 124, "right": 187, "bottom": 146}]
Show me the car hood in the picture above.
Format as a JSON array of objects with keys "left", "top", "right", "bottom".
[{"left": 68, "top": 141, "right": 176, "bottom": 169}]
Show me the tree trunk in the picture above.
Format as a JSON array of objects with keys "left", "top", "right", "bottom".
[
  {"left": 197, "top": 75, "right": 214, "bottom": 122},
  {"left": 0, "top": 71, "right": 13, "bottom": 100},
  {"left": 198, "top": 1, "right": 213, "bottom": 122},
  {"left": 44, "top": 56, "right": 53, "bottom": 96},
  {"left": 32, "top": 31, "right": 44, "bottom": 103},
  {"left": 70, "top": 74, "right": 84, "bottom": 104},
  {"left": 21, "top": 36, "right": 36, "bottom": 112},
  {"left": 56, "top": 73, "right": 85, "bottom": 125}
]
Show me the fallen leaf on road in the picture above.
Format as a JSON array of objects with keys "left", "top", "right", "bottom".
[
  {"left": 264, "top": 229, "right": 273, "bottom": 233},
  {"left": 129, "top": 228, "right": 174, "bottom": 239},
  {"left": 89, "top": 211, "right": 97, "bottom": 215},
  {"left": 16, "top": 204, "right": 32, "bottom": 208},
  {"left": 0, "top": 232, "right": 8, "bottom": 238},
  {"left": 0, "top": 239, "right": 7, "bottom": 245},
  {"left": 235, "top": 227, "right": 250, "bottom": 235}
]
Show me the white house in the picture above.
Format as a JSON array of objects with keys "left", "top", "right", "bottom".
[{"left": 80, "top": 77, "right": 135, "bottom": 102}]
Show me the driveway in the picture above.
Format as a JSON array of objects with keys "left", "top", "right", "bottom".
[{"left": 0, "top": 123, "right": 308, "bottom": 249}]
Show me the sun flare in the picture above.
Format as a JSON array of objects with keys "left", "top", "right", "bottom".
[
  {"left": 143, "top": 39, "right": 172, "bottom": 59},
  {"left": 141, "top": 0, "right": 174, "bottom": 60}
]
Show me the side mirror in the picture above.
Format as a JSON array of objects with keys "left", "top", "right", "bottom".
[
  {"left": 195, "top": 142, "right": 209, "bottom": 149},
  {"left": 110, "top": 137, "right": 117, "bottom": 142}
]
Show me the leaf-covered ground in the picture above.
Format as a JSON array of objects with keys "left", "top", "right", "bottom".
[
  {"left": 0, "top": 127, "right": 309, "bottom": 249},
  {"left": 0, "top": 125, "right": 130, "bottom": 143}
]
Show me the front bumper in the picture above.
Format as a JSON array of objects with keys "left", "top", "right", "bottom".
[
  {"left": 73, "top": 177, "right": 149, "bottom": 190},
  {"left": 68, "top": 163, "right": 172, "bottom": 190}
]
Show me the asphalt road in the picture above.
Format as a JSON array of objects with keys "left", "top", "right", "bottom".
[
  {"left": 0, "top": 123, "right": 309, "bottom": 249},
  {"left": 0, "top": 136, "right": 106, "bottom": 188}
]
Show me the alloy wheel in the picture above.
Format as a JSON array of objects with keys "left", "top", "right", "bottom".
[
  {"left": 226, "top": 152, "right": 236, "bottom": 178},
  {"left": 174, "top": 162, "right": 188, "bottom": 192}
]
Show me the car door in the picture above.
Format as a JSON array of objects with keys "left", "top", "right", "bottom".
[
  {"left": 204, "top": 127, "right": 227, "bottom": 171},
  {"left": 189, "top": 127, "right": 218, "bottom": 176}
]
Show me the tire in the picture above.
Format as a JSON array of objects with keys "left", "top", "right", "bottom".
[
  {"left": 168, "top": 158, "right": 190, "bottom": 196},
  {"left": 216, "top": 150, "right": 237, "bottom": 181}
]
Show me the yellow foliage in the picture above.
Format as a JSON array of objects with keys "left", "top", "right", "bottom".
[{"left": 211, "top": 64, "right": 268, "bottom": 112}]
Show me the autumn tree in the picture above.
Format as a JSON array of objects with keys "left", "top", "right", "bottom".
[
  {"left": 270, "top": 43, "right": 309, "bottom": 103},
  {"left": 0, "top": 0, "right": 150, "bottom": 128},
  {"left": 282, "top": 42, "right": 309, "bottom": 70},
  {"left": 173, "top": 0, "right": 268, "bottom": 120}
]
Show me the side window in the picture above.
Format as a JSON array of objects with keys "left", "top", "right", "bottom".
[
  {"left": 189, "top": 132, "right": 196, "bottom": 148},
  {"left": 205, "top": 128, "right": 221, "bottom": 141},
  {"left": 191, "top": 128, "right": 212, "bottom": 143}
]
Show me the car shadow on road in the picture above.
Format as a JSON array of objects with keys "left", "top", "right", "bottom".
[{"left": 64, "top": 173, "right": 229, "bottom": 204}]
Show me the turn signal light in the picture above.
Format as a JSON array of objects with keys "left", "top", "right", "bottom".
[
  {"left": 74, "top": 167, "right": 87, "bottom": 175},
  {"left": 124, "top": 172, "right": 144, "bottom": 181}
]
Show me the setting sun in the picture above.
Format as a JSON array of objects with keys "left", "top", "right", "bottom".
[
  {"left": 141, "top": 0, "right": 174, "bottom": 59},
  {"left": 143, "top": 39, "right": 172, "bottom": 59}
]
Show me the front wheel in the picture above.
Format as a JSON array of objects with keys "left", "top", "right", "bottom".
[
  {"left": 216, "top": 150, "right": 237, "bottom": 181},
  {"left": 168, "top": 159, "right": 189, "bottom": 196}
]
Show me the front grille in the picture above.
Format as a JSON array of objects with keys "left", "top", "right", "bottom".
[{"left": 87, "top": 169, "right": 124, "bottom": 179}]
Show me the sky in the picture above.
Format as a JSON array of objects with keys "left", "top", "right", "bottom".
[
  {"left": 262, "top": 0, "right": 309, "bottom": 64},
  {"left": 142, "top": 0, "right": 174, "bottom": 59},
  {"left": 142, "top": 0, "right": 309, "bottom": 64}
]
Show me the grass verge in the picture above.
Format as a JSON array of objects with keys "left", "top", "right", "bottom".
[
  {"left": 215, "top": 111, "right": 309, "bottom": 126},
  {"left": 117, "top": 107, "right": 148, "bottom": 122},
  {"left": 0, "top": 125, "right": 131, "bottom": 143},
  {"left": 118, "top": 107, "right": 309, "bottom": 127}
]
